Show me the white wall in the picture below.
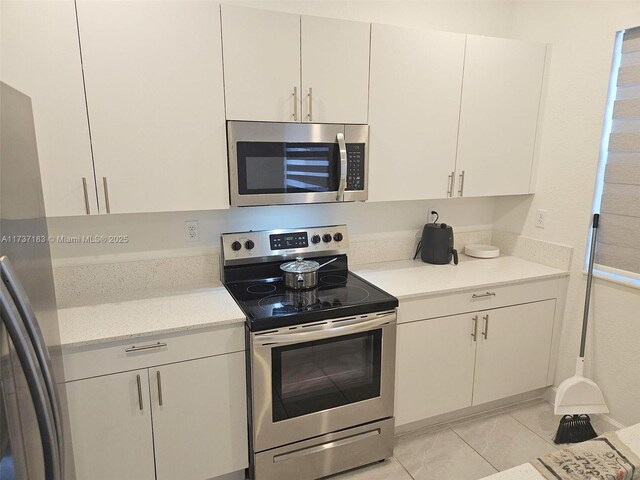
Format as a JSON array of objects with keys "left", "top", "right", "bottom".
[
  {"left": 496, "top": 1, "right": 640, "bottom": 426},
  {"left": 48, "top": 0, "right": 514, "bottom": 264}
]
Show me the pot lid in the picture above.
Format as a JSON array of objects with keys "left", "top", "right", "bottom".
[{"left": 280, "top": 256, "right": 319, "bottom": 273}]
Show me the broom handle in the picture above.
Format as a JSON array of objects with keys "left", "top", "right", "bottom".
[{"left": 580, "top": 213, "right": 599, "bottom": 358}]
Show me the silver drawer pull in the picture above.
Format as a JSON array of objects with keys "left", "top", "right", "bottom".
[
  {"left": 125, "top": 342, "right": 167, "bottom": 353},
  {"left": 472, "top": 292, "right": 496, "bottom": 299}
]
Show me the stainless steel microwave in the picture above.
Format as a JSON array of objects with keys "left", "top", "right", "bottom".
[{"left": 227, "top": 121, "right": 369, "bottom": 207}]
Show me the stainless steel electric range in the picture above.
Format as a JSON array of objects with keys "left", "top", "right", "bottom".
[{"left": 221, "top": 225, "right": 398, "bottom": 480}]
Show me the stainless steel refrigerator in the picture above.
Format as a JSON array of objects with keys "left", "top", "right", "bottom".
[{"left": 0, "top": 82, "right": 65, "bottom": 480}]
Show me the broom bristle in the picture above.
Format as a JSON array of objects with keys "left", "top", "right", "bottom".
[{"left": 554, "top": 414, "right": 598, "bottom": 444}]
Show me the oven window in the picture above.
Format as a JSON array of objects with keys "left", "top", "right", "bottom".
[
  {"left": 271, "top": 330, "right": 382, "bottom": 422},
  {"left": 236, "top": 142, "right": 340, "bottom": 195}
]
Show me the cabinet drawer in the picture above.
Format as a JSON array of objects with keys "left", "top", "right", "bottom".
[
  {"left": 398, "top": 278, "right": 559, "bottom": 324},
  {"left": 63, "top": 324, "right": 245, "bottom": 382}
]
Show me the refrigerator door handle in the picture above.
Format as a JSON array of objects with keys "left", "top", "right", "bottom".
[
  {"left": 1, "top": 281, "right": 61, "bottom": 480},
  {"left": 0, "top": 256, "right": 64, "bottom": 467}
]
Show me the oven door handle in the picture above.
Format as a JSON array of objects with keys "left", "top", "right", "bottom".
[
  {"left": 336, "top": 132, "right": 347, "bottom": 202},
  {"left": 254, "top": 313, "right": 395, "bottom": 347}
]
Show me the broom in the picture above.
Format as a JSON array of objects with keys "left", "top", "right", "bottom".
[{"left": 553, "top": 213, "right": 608, "bottom": 444}]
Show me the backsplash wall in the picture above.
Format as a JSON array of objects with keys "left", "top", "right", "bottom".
[{"left": 47, "top": 197, "right": 496, "bottom": 265}]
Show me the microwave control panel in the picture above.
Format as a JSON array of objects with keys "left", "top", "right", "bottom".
[{"left": 346, "top": 144, "right": 365, "bottom": 191}]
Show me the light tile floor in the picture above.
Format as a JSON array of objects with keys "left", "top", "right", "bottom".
[{"left": 329, "top": 400, "right": 620, "bottom": 480}]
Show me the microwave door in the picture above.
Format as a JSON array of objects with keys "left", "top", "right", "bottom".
[{"left": 233, "top": 140, "right": 343, "bottom": 206}]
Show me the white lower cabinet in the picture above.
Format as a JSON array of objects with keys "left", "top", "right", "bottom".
[
  {"left": 65, "top": 369, "right": 156, "bottom": 480},
  {"left": 472, "top": 300, "right": 556, "bottom": 405},
  {"left": 395, "top": 299, "right": 556, "bottom": 427},
  {"left": 395, "top": 313, "right": 476, "bottom": 426},
  {"left": 151, "top": 353, "right": 248, "bottom": 480},
  {"left": 65, "top": 352, "right": 247, "bottom": 480}
]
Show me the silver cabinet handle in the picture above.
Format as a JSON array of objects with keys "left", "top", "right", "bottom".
[
  {"left": 482, "top": 314, "right": 489, "bottom": 339},
  {"left": 102, "top": 177, "right": 111, "bottom": 213},
  {"left": 156, "top": 371, "right": 163, "bottom": 406},
  {"left": 336, "top": 132, "right": 347, "bottom": 201},
  {"left": 472, "top": 292, "right": 496, "bottom": 299},
  {"left": 447, "top": 171, "right": 455, "bottom": 197},
  {"left": 292, "top": 86, "right": 298, "bottom": 121},
  {"left": 136, "top": 374, "right": 143, "bottom": 411},
  {"left": 458, "top": 170, "right": 465, "bottom": 197},
  {"left": 125, "top": 342, "right": 167, "bottom": 353},
  {"left": 307, "top": 87, "right": 313, "bottom": 121},
  {"left": 82, "top": 177, "right": 90, "bottom": 214},
  {"left": 471, "top": 315, "right": 478, "bottom": 341}
]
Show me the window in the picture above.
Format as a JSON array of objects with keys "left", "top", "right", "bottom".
[{"left": 592, "top": 27, "right": 640, "bottom": 286}]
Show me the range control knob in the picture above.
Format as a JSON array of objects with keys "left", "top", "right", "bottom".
[
  {"left": 311, "top": 234, "right": 321, "bottom": 244},
  {"left": 333, "top": 232, "right": 344, "bottom": 242},
  {"left": 245, "top": 240, "right": 255, "bottom": 250},
  {"left": 231, "top": 241, "right": 242, "bottom": 251},
  {"left": 322, "top": 234, "right": 332, "bottom": 243}
]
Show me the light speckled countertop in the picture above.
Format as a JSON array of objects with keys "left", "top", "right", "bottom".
[
  {"left": 480, "top": 423, "right": 640, "bottom": 479},
  {"left": 57, "top": 255, "right": 568, "bottom": 348},
  {"left": 353, "top": 255, "right": 568, "bottom": 300},
  {"left": 57, "top": 286, "right": 245, "bottom": 348}
]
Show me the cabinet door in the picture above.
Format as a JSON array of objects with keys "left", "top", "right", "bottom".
[
  {"left": 76, "top": 1, "right": 229, "bottom": 214},
  {"left": 1, "top": 1, "right": 97, "bottom": 217},
  {"left": 368, "top": 24, "right": 465, "bottom": 201},
  {"left": 151, "top": 352, "right": 248, "bottom": 480},
  {"left": 222, "top": 5, "right": 300, "bottom": 122},
  {"left": 473, "top": 300, "right": 556, "bottom": 406},
  {"left": 456, "top": 36, "right": 547, "bottom": 197},
  {"left": 65, "top": 370, "right": 155, "bottom": 480},
  {"left": 395, "top": 313, "right": 477, "bottom": 426},
  {"left": 301, "top": 16, "right": 370, "bottom": 124}
]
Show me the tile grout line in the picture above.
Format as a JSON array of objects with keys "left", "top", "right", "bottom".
[
  {"left": 508, "top": 410, "right": 559, "bottom": 448},
  {"left": 448, "top": 427, "right": 501, "bottom": 474},
  {"left": 391, "top": 455, "right": 419, "bottom": 480}
]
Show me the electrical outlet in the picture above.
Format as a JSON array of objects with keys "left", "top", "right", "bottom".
[
  {"left": 185, "top": 220, "right": 199, "bottom": 242},
  {"left": 535, "top": 209, "right": 547, "bottom": 229},
  {"left": 426, "top": 208, "right": 436, "bottom": 224}
]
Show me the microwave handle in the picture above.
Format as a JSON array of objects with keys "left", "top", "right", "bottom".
[{"left": 336, "top": 132, "right": 347, "bottom": 201}]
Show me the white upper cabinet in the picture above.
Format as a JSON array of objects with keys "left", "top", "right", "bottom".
[
  {"left": 76, "top": 0, "right": 229, "bottom": 214},
  {"left": 222, "top": 6, "right": 371, "bottom": 124},
  {"left": 221, "top": 5, "right": 301, "bottom": 122},
  {"left": 456, "top": 35, "right": 547, "bottom": 197},
  {"left": 368, "top": 24, "right": 466, "bottom": 201},
  {"left": 1, "top": 1, "right": 97, "bottom": 217},
  {"left": 301, "top": 16, "right": 370, "bottom": 124}
]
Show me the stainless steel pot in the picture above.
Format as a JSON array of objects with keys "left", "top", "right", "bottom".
[{"left": 280, "top": 257, "right": 337, "bottom": 290}]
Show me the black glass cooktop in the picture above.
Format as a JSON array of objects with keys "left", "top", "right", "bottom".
[{"left": 223, "top": 257, "right": 398, "bottom": 331}]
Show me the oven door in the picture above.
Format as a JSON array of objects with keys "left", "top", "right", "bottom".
[
  {"left": 228, "top": 121, "right": 368, "bottom": 207},
  {"left": 250, "top": 311, "right": 396, "bottom": 452}
]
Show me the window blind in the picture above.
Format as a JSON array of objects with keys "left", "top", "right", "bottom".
[{"left": 596, "top": 27, "right": 640, "bottom": 276}]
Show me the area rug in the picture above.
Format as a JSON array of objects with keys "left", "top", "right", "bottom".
[{"left": 532, "top": 432, "right": 640, "bottom": 480}]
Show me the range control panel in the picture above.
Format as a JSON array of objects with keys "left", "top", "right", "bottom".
[{"left": 221, "top": 225, "right": 349, "bottom": 266}]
